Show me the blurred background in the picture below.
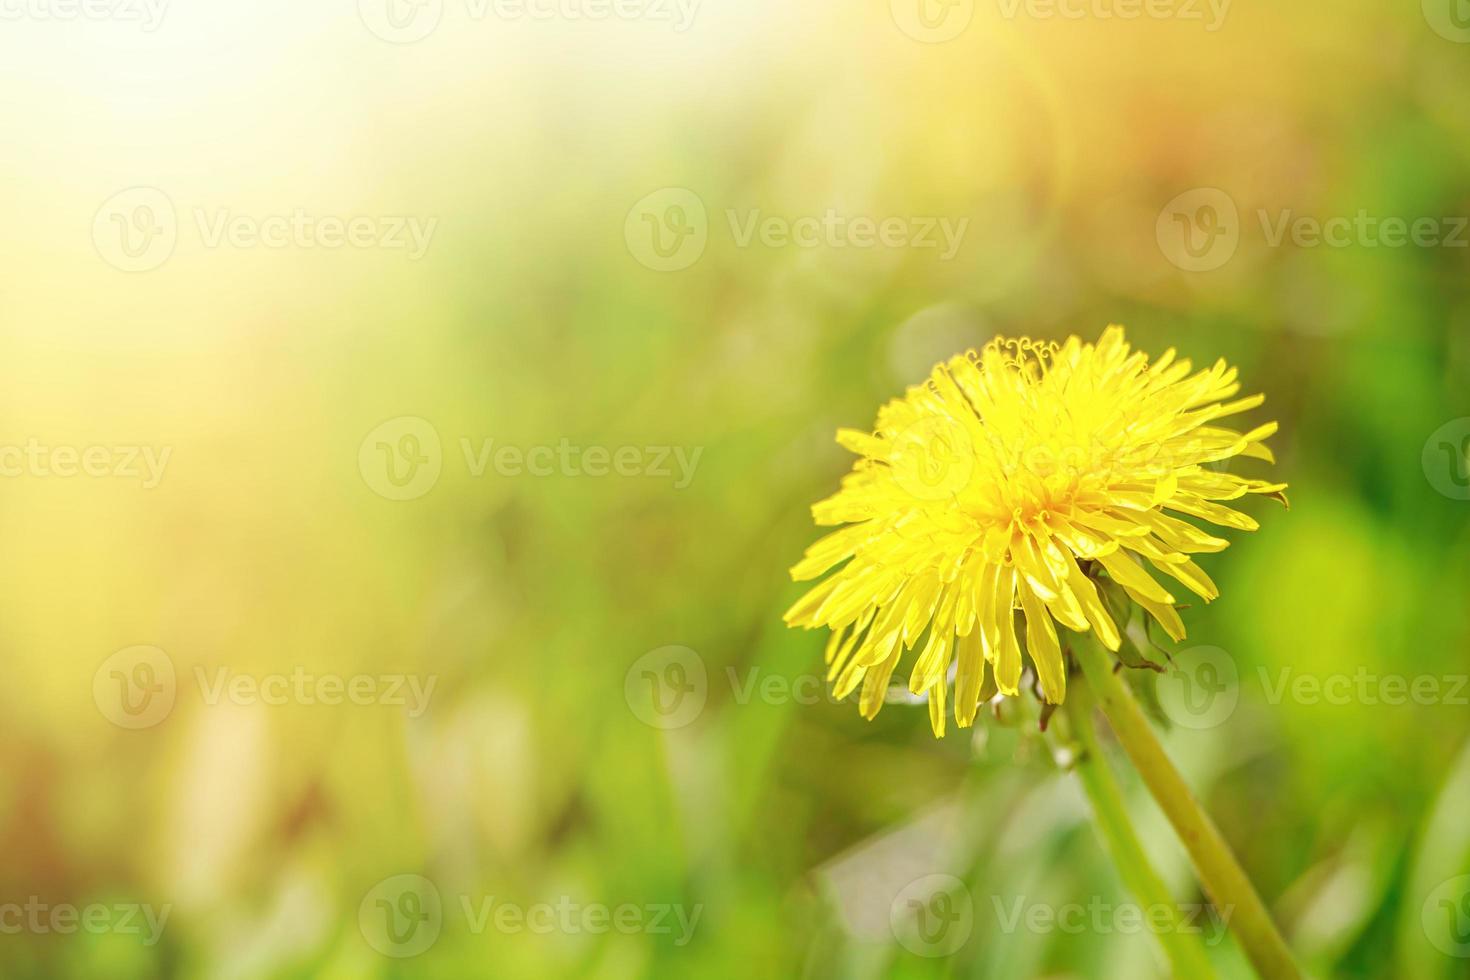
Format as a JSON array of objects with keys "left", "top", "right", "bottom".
[{"left": 0, "top": 0, "right": 1468, "bottom": 977}]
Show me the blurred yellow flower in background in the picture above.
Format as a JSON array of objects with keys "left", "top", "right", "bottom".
[{"left": 786, "top": 326, "right": 1286, "bottom": 735}]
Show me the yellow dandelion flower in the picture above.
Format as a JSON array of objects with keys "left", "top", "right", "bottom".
[{"left": 785, "top": 325, "right": 1286, "bottom": 736}]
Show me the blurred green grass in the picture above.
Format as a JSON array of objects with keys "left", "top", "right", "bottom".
[{"left": 1, "top": 1, "right": 1469, "bottom": 978}]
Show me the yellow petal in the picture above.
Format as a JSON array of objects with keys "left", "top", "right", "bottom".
[
  {"left": 994, "top": 566, "right": 1023, "bottom": 695},
  {"left": 859, "top": 647, "right": 903, "bottom": 720},
  {"left": 954, "top": 629, "right": 987, "bottom": 727},
  {"left": 1133, "top": 593, "right": 1187, "bottom": 642},
  {"left": 1019, "top": 582, "right": 1065, "bottom": 702},
  {"left": 1097, "top": 549, "right": 1175, "bottom": 605},
  {"left": 1149, "top": 556, "right": 1219, "bottom": 602},
  {"left": 1063, "top": 553, "right": 1120, "bottom": 650},
  {"left": 928, "top": 681, "right": 947, "bottom": 737}
]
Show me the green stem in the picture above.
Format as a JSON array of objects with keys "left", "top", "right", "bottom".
[
  {"left": 1072, "top": 637, "right": 1302, "bottom": 980},
  {"left": 1064, "top": 688, "right": 1218, "bottom": 979}
]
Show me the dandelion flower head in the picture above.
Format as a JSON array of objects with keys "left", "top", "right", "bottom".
[{"left": 784, "top": 326, "right": 1286, "bottom": 735}]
